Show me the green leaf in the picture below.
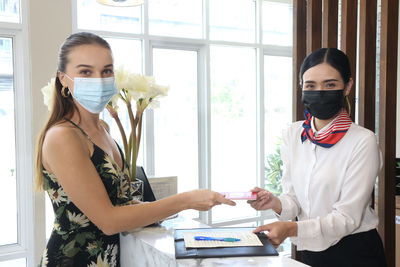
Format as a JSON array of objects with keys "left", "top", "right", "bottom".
[{"left": 62, "top": 240, "right": 80, "bottom": 257}]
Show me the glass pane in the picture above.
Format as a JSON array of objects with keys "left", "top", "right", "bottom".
[
  {"left": 153, "top": 48, "right": 198, "bottom": 214},
  {"left": 0, "top": 258, "right": 26, "bottom": 267},
  {"left": 262, "top": 1, "right": 293, "bottom": 46},
  {"left": 0, "top": 37, "right": 17, "bottom": 246},
  {"left": 209, "top": 0, "right": 256, "bottom": 43},
  {"left": 105, "top": 37, "right": 142, "bottom": 73},
  {"left": 0, "top": 0, "right": 20, "bottom": 23},
  {"left": 149, "top": 0, "right": 203, "bottom": 39},
  {"left": 77, "top": 0, "right": 142, "bottom": 34},
  {"left": 210, "top": 46, "right": 257, "bottom": 222},
  {"left": 264, "top": 56, "right": 292, "bottom": 195}
]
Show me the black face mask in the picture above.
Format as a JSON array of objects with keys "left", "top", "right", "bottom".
[{"left": 302, "top": 89, "right": 344, "bottom": 120}]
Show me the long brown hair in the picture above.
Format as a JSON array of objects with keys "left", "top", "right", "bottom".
[{"left": 34, "top": 32, "right": 111, "bottom": 191}]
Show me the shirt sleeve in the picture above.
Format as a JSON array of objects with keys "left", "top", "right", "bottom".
[
  {"left": 276, "top": 126, "right": 301, "bottom": 221},
  {"left": 295, "top": 132, "right": 380, "bottom": 242}
]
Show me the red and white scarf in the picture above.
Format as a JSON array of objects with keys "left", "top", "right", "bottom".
[{"left": 301, "top": 109, "right": 352, "bottom": 148}]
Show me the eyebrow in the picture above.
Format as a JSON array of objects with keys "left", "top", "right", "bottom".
[
  {"left": 75, "top": 64, "right": 114, "bottom": 68},
  {"left": 304, "top": 79, "right": 339, "bottom": 83}
]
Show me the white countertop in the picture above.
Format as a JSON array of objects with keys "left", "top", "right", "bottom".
[{"left": 120, "top": 216, "right": 309, "bottom": 267}]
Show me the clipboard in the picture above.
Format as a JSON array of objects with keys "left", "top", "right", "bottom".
[{"left": 174, "top": 227, "right": 279, "bottom": 259}]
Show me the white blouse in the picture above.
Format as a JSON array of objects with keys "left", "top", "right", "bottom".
[{"left": 277, "top": 119, "right": 380, "bottom": 251}]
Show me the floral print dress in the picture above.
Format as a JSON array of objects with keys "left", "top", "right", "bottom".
[{"left": 39, "top": 120, "right": 136, "bottom": 267}]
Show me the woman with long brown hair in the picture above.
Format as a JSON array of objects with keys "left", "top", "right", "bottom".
[{"left": 36, "top": 32, "right": 235, "bottom": 266}]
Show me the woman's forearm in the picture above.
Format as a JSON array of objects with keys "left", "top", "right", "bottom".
[{"left": 99, "top": 192, "right": 190, "bottom": 235}]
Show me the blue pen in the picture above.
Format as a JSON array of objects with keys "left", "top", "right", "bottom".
[{"left": 194, "top": 236, "right": 241, "bottom": 242}]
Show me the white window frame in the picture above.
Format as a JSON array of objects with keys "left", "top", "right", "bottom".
[
  {"left": 72, "top": 0, "right": 292, "bottom": 227},
  {"left": 0, "top": 0, "right": 35, "bottom": 265}
]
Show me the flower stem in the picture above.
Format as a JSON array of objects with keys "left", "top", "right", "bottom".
[
  {"left": 106, "top": 106, "right": 129, "bottom": 161},
  {"left": 127, "top": 101, "right": 137, "bottom": 182}
]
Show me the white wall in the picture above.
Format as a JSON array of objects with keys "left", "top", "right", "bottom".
[{"left": 28, "top": 1, "right": 72, "bottom": 263}]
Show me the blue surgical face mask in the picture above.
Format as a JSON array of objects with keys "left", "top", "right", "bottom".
[{"left": 65, "top": 75, "right": 117, "bottom": 114}]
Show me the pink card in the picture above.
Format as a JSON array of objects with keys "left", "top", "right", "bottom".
[{"left": 221, "top": 191, "right": 257, "bottom": 200}]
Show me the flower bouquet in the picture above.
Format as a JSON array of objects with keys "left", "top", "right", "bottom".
[{"left": 107, "top": 67, "right": 169, "bottom": 182}]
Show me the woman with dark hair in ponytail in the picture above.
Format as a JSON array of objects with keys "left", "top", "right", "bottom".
[
  {"left": 36, "top": 32, "right": 235, "bottom": 267},
  {"left": 248, "top": 48, "right": 387, "bottom": 267}
]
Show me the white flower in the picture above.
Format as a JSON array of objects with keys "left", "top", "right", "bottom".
[
  {"left": 114, "top": 66, "right": 133, "bottom": 91},
  {"left": 148, "top": 83, "right": 169, "bottom": 98},
  {"left": 87, "top": 254, "right": 111, "bottom": 267},
  {"left": 48, "top": 188, "right": 69, "bottom": 206},
  {"left": 40, "top": 248, "right": 48, "bottom": 267},
  {"left": 114, "top": 67, "right": 168, "bottom": 105},
  {"left": 126, "top": 74, "right": 154, "bottom": 101},
  {"left": 107, "top": 244, "right": 118, "bottom": 267},
  {"left": 86, "top": 242, "right": 99, "bottom": 254},
  {"left": 54, "top": 222, "right": 61, "bottom": 231},
  {"left": 41, "top": 78, "right": 55, "bottom": 111},
  {"left": 67, "top": 211, "right": 90, "bottom": 228}
]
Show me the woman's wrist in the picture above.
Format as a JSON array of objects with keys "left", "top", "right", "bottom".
[{"left": 176, "top": 191, "right": 191, "bottom": 210}]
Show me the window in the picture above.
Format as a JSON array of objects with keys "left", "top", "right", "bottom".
[
  {"left": 149, "top": 0, "right": 203, "bottom": 39},
  {"left": 0, "top": 36, "right": 17, "bottom": 247},
  {"left": 264, "top": 55, "right": 292, "bottom": 195},
  {"left": 210, "top": 45, "right": 257, "bottom": 222},
  {"left": 262, "top": 1, "right": 293, "bottom": 46},
  {"left": 152, "top": 47, "right": 199, "bottom": 193},
  {"left": 0, "top": 0, "right": 19, "bottom": 23},
  {"left": 0, "top": 0, "right": 32, "bottom": 266},
  {"left": 209, "top": 0, "right": 256, "bottom": 42},
  {"left": 75, "top": 0, "right": 293, "bottom": 226}
]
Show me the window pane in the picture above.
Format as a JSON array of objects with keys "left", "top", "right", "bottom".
[
  {"left": 149, "top": 0, "right": 203, "bottom": 39},
  {"left": 153, "top": 49, "right": 199, "bottom": 200},
  {"left": 210, "top": 46, "right": 257, "bottom": 222},
  {"left": 264, "top": 56, "right": 292, "bottom": 195},
  {"left": 262, "top": 1, "right": 293, "bottom": 46},
  {"left": 105, "top": 37, "right": 142, "bottom": 73},
  {"left": 77, "top": 0, "right": 142, "bottom": 34},
  {"left": 209, "top": 0, "right": 255, "bottom": 43},
  {"left": 0, "top": 258, "right": 25, "bottom": 267},
  {"left": 0, "top": 0, "right": 20, "bottom": 23},
  {"left": 0, "top": 37, "right": 17, "bottom": 245}
]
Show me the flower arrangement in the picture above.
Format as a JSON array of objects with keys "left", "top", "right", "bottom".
[
  {"left": 107, "top": 67, "right": 169, "bottom": 181},
  {"left": 41, "top": 67, "right": 169, "bottom": 182}
]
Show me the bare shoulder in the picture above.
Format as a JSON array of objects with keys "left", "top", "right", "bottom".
[
  {"left": 42, "top": 122, "right": 90, "bottom": 169},
  {"left": 44, "top": 122, "right": 85, "bottom": 149}
]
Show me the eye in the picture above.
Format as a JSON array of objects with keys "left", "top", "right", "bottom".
[
  {"left": 304, "top": 84, "right": 314, "bottom": 90},
  {"left": 326, "top": 83, "right": 336, "bottom": 88},
  {"left": 79, "top": 69, "right": 92, "bottom": 76},
  {"left": 103, "top": 69, "right": 114, "bottom": 75}
]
